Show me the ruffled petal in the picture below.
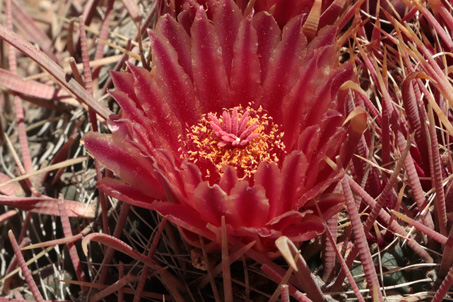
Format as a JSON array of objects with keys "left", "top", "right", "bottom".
[
  {"left": 156, "top": 14, "right": 193, "bottom": 80},
  {"left": 280, "top": 47, "right": 329, "bottom": 148},
  {"left": 281, "top": 38, "right": 352, "bottom": 148},
  {"left": 148, "top": 28, "right": 200, "bottom": 125},
  {"left": 319, "top": 0, "right": 346, "bottom": 30},
  {"left": 295, "top": 125, "right": 320, "bottom": 164},
  {"left": 254, "top": 161, "right": 282, "bottom": 220},
  {"left": 153, "top": 150, "right": 194, "bottom": 207},
  {"left": 109, "top": 90, "right": 163, "bottom": 151},
  {"left": 97, "top": 178, "right": 162, "bottom": 209},
  {"left": 230, "top": 12, "right": 262, "bottom": 107},
  {"left": 297, "top": 169, "right": 344, "bottom": 208},
  {"left": 266, "top": 211, "right": 327, "bottom": 243},
  {"left": 260, "top": 15, "right": 307, "bottom": 123},
  {"left": 192, "top": 181, "right": 238, "bottom": 226},
  {"left": 281, "top": 151, "right": 308, "bottom": 212},
  {"left": 303, "top": 66, "right": 353, "bottom": 128},
  {"left": 219, "top": 165, "right": 238, "bottom": 194},
  {"left": 252, "top": 12, "right": 281, "bottom": 84},
  {"left": 229, "top": 181, "right": 269, "bottom": 227},
  {"left": 82, "top": 133, "right": 162, "bottom": 194},
  {"left": 306, "top": 25, "right": 337, "bottom": 51},
  {"left": 318, "top": 111, "right": 344, "bottom": 145},
  {"left": 304, "top": 192, "right": 344, "bottom": 220},
  {"left": 110, "top": 71, "right": 141, "bottom": 108},
  {"left": 305, "top": 127, "right": 346, "bottom": 190},
  {"left": 272, "top": 0, "right": 311, "bottom": 28},
  {"left": 266, "top": 210, "right": 312, "bottom": 230},
  {"left": 212, "top": 0, "right": 242, "bottom": 78},
  {"left": 329, "top": 62, "right": 354, "bottom": 104},
  {"left": 127, "top": 63, "right": 184, "bottom": 149},
  {"left": 218, "top": 223, "right": 282, "bottom": 255},
  {"left": 281, "top": 216, "right": 325, "bottom": 242},
  {"left": 191, "top": 6, "right": 230, "bottom": 112},
  {"left": 181, "top": 162, "right": 203, "bottom": 200},
  {"left": 109, "top": 90, "right": 141, "bottom": 122},
  {"left": 152, "top": 201, "right": 216, "bottom": 241}
]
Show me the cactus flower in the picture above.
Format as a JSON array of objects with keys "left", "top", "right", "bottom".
[{"left": 83, "top": 0, "right": 358, "bottom": 255}]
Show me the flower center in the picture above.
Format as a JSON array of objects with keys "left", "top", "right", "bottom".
[
  {"left": 180, "top": 105, "right": 286, "bottom": 181},
  {"left": 208, "top": 108, "right": 259, "bottom": 147}
]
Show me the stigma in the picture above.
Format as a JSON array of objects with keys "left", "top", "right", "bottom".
[{"left": 208, "top": 108, "right": 259, "bottom": 147}]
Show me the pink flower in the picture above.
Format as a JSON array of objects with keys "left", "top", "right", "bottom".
[{"left": 83, "top": 0, "right": 357, "bottom": 255}]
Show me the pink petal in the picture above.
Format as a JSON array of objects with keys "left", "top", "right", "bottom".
[
  {"left": 304, "top": 193, "right": 345, "bottom": 220},
  {"left": 252, "top": 12, "right": 281, "bottom": 84},
  {"left": 219, "top": 166, "right": 238, "bottom": 194},
  {"left": 110, "top": 70, "right": 141, "bottom": 107},
  {"left": 148, "top": 29, "right": 199, "bottom": 125},
  {"left": 231, "top": 13, "right": 262, "bottom": 107},
  {"left": 134, "top": 148, "right": 189, "bottom": 211},
  {"left": 177, "top": 7, "right": 197, "bottom": 34},
  {"left": 159, "top": 172, "right": 195, "bottom": 207},
  {"left": 299, "top": 76, "right": 335, "bottom": 129},
  {"left": 191, "top": 6, "right": 231, "bottom": 112},
  {"left": 281, "top": 151, "right": 308, "bottom": 211},
  {"left": 107, "top": 113, "right": 160, "bottom": 160},
  {"left": 229, "top": 181, "right": 269, "bottom": 227},
  {"left": 192, "top": 181, "right": 238, "bottom": 227},
  {"left": 127, "top": 63, "right": 183, "bottom": 149},
  {"left": 306, "top": 25, "right": 337, "bottom": 51},
  {"left": 255, "top": 161, "right": 282, "bottom": 219},
  {"left": 272, "top": 0, "right": 309, "bottom": 28},
  {"left": 319, "top": 0, "right": 346, "bottom": 29},
  {"left": 109, "top": 90, "right": 145, "bottom": 126},
  {"left": 224, "top": 225, "right": 283, "bottom": 253},
  {"left": 328, "top": 62, "right": 354, "bottom": 102},
  {"left": 153, "top": 150, "right": 192, "bottom": 206},
  {"left": 280, "top": 46, "right": 332, "bottom": 148},
  {"left": 212, "top": 0, "right": 242, "bottom": 78},
  {"left": 318, "top": 111, "right": 344, "bottom": 142},
  {"left": 97, "top": 178, "right": 161, "bottom": 209},
  {"left": 297, "top": 170, "right": 344, "bottom": 209},
  {"left": 107, "top": 90, "right": 158, "bottom": 151},
  {"left": 281, "top": 216, "right": 325, "bottom": 242},
  {"left": 267, "top": 210, "right": 312, "bottom": 230},
  {"left": 295, "top": 125, "right": 320, "bottom": 164},
  {"left": 260, "top": 15, "right": 307, "bottom": 123},
  {"left": 304, "top": 127, "right": 346, "bottom": 190},
  {"left": 251, "top": 0, "right": 274, "bottom": 11},
  {"left": 152, "top": 201, "right": 216, "bottom": 241},
  {"left": 156, "top": 15, "right": 193, "bottom": 80},
  {"left": 82, "top": 133, "right": 162, "bottom": 194},
  {"left": 181, "top": 162, "right": 203, "bottom": 201}
]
